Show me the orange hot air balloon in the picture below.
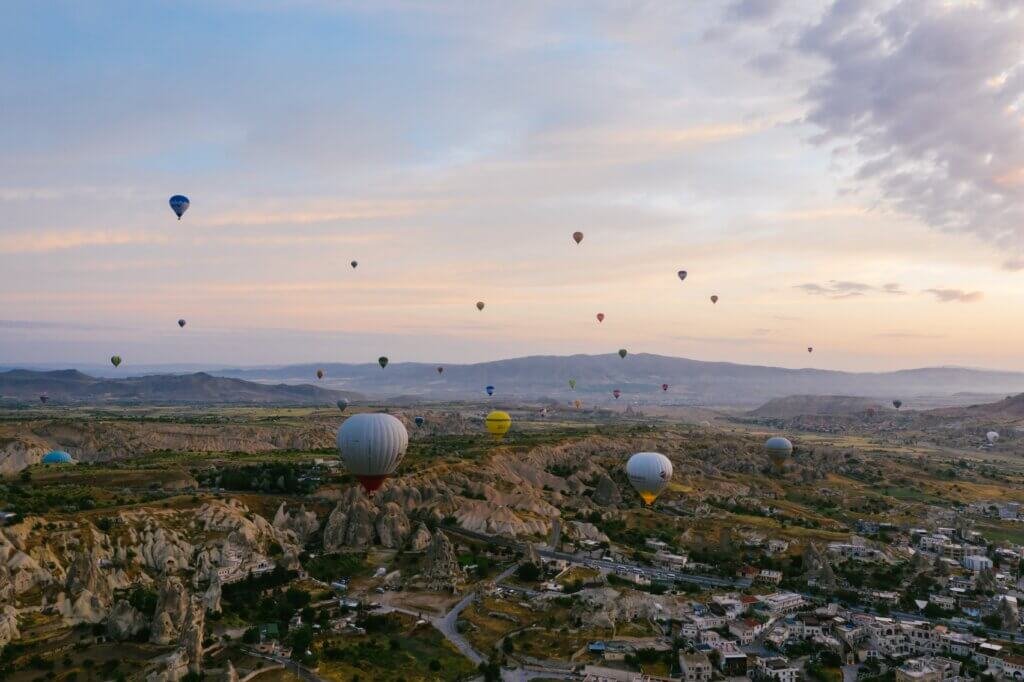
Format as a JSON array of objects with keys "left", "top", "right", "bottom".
[
  {"left": 573, "top": 399, "right": 582, "bottom": 409},
  {"left": 596, "top": 313, "right": 605, "bottom": 323},
  {"left": 572, "top": 231, "right": 583, "bottom": 244}
]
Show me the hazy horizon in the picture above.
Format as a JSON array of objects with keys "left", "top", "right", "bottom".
[{"left": 4, "top": 2, "right": 1023, "bottom": 372}]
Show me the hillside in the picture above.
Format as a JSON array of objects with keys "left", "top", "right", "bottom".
[
  {"left": 211, "top": 354, "right": 1024, "bottom": 406},
  {"left": 748, "top": 395, "right": 885, "bottom": 419},
  {"left": 0, "top": 370, "right": 361, "bottom": 405}
]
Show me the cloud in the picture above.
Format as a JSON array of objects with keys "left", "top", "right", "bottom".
[
  {"left": 795, "top": 280, "right": 905, "bottom": 298},
  {"left": 799, "top": 0, "right": 1024, "bottom": 248},
  {"left": 923, "top": 288, "right": 984, "bottom": 303},
  {"left": 729, "top": 0, "right": 783, "bottom": 22},
  {"left": 874, "top": 331, "right": 945, "bottom": 339},
  {"left": 0, "top": 230, "right": 164, "bottom": 254}
]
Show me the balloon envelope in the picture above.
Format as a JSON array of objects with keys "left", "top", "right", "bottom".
[
  {"left": 618, "top": 349, "right": 628, "bottom": 359},
  {"left": 613, "top": 389, "right": 621, "bottom": 399},
  {"left": 572, "top": 231, "right": 583, "bottom": 244},
  {"left": 351, "top": 260, "right": 358, "bottom": 269},
  {"left": 485, "top": 385, "right": 495, "bottom": 396},
  {"left": 110, "top": 355, "right": 122, "bottom": 368},
  {"left": 316, "top": 369, "right": 324, "bottom": 380},
  {"left": 336, "top": 413, "right": 408, "bottom": 493},
  {"left": 378, "top": 356, "right": 389, "bottom": 369},
  {"left": 677, "top": 270, "right": 687, "bottom": 281},
  {"left": 485, "top": 410, "right": 512, "bottom": 439},
  {"left": 987, "top": 431, "right": 1000, "bottom": 444},
  {"left": 415, "top": 416, "right": 425, "bottom": 427},
  {"left": 596, "top": 313, "right": 604, "bottom": 323},
  {"left": 573, "top": 399, "right": 582, "bottom": 409},
  {"left": 662, "top": 383, "right": 669, "bottom": 391},
  {"left": 39, "top": 395, "right": 48, "bottom": 404},
  {"left": 892, "top": 400, "right": 902, "bottom": 409},
  {"left": 169, "top": 195, "right": 189, "bottom": 219},
  {"left": 476, "top": 301, "right": 485, "bottom": 311},
  {"left": 336, "top": 399, "right": 349, "bottom": 412},
  {"left": 626, "top": 452, "right": 673, "bottom": 505},
  {"left": 807, "top": 347, "right": 813, "bottom": 354},
  {"left": 765, "top": 436, "right": 793, "bottom": 471},
  {"left": 568, "top": 379, "right": 576, "bottom": 390},
  {"left": 437, "top": 366, "right": 444, "bottom": 374},
  {"left": 178, "top": 319, "right": 186, "bottom": 328},
  {"left": 710, "top": 295, "right": 718, "bottom": 304}
]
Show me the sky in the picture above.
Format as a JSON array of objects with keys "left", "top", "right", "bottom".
[{"left": 1, "top": 0, "right": 1023, "bottom": 371}]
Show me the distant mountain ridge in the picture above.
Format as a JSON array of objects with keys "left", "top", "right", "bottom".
[
  {"left": 748, "top": 395, "right": 885, "bottom": 419},
  {"left": 0, "top": 370, "right": 361, "bottom": 405},
  {"left": 210, "top": 353, "right": 1024, "bottom": 406}
]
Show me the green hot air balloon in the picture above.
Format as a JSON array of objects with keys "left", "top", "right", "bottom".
[
  {"left": 618, "top": 349, "right": 628, "bottom": 359},
  {"left": 568, "top": 379, "right": 576, "bottom": 390},
  {"left": 378, "top": 356, "right": 389, "bottom": 369},
  {"left": 110, "top": 355, "right": 122, "bottom": 368}
]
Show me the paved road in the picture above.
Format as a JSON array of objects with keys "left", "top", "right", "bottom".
[{"left": 245, "top": 649, "right": 329, "bottom": 682}]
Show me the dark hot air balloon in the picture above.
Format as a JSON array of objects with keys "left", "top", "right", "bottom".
[
  {"left": 613, "top": 389, "right": 621, "bottom": 399},
  {"left": 476, "top": 301, "right": 485, "bottom": 311},
  {"left": 110, "top": 355, "right": 122, "bottom": 368},
  {"left": 351, "top": 260, "right": 358, "bottom": 269},
  {"left": 572, "top": 231, "right": 583, "bottom": 244},
  {"left": 596, "top": 313, "right": 604, "bottom": 323},
  {"left": 893, "top": 400, "right": 902, "bottom": 410},
  {"left": 169, "top": 195, "right": 190, "bottom": 220},
  {"left": 618, "top": 349, "right": 628, "bottom": 359},
  {"left": 414, "top": 416, "right": 425, "bottom": 427},
  {"left": 710, "top": 295, "right": 718, "bottom": 304},
  {"left": 378, "top": 356, "right": 389, "bottom": 369},
  {"left": 437, "top": 366, "right": 444, "bottom": 374},
  {"left": 662, "top": 383, "right": 669, "bottom": 391},
  {"left": 316, "top": 369, "right": 324, "bottom": 380},
  {"left": 485, "top": 385, "right": 495, "bottom": 396},
  {"left": 178, "top": 319, "right": 186, "bottom": 328},
  {"left": 677, "top": 270, "right": 687, "bottom": 281}
]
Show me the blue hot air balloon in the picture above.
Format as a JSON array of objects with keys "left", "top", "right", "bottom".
[
  {"left": 485, "top": 385, "right": 495, "bottom": 396},
  {"left": 414, "top": 416, "right": 425, "bottom": 427},
  {"left": 169, "top": 195, "right": 190, "bottom": 220}
]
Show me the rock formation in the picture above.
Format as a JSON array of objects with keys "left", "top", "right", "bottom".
[
  {"left": 323, "top": 489, "right": 378, "bottom": 551},
  {"left": 106, "top": 599, "right": 147, "bottom": 641},
  {"left": 409, "top": 523, "right": 433, "bottom": 552},
  {"left": 422, "top": 529, "right": 464, "bottom": 593},
  {"left": 273, "top": 502, "right": 320, "bottom": 544},
  {"left": 202, "top": 575, "right": 222, "bottom": 614},
  {"left": 151, "top": 576, "right": 190, "bottom": 645},
  {"left": 375, "top": 502, "right": 411, "bottom": 549},
  {"left": 592, "top": 473, "right": 622, "bottom": 507},
  {"left": 0, "top": 605, "right": 19, "bottom": 645},
  {"left": 181, "top": 596, "right": 205, "bottom": 675}
]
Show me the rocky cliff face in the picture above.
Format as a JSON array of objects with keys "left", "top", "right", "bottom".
[
  {"left": 181, "top": 595, "right": 205, "bottom": 675},
  {"left": 409, "top": 523, "right": 433, "bottom": 552},
  {"left": 422, "top": 530, "right": 464, "bottom": 593},
  {"left": 0, "top": 605, "right": 19, "bottom": 646},
  {"left": 592, "top": 473, "right": 622, "bottom": 507}
]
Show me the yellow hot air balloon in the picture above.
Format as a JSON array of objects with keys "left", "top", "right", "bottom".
[
  {"left": 573, "top": 399, "right": 582, "bottom": 409},
  {"left": 485, "top": 410, "right": 512, "bottom": 439}
]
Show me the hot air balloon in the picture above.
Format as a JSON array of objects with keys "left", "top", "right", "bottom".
[
  {"left": 699, "top": 420, "right": 711, "bottom": 429},
  {"left": 476, "top": 301, "right": 485, "bottom": 311},
  {"left": 987, "top": 431, "right": 1000, "bottom": 444},
  {"left": 568, "top": 379, "right": 576, "bottom": 390},
  {"left": 892, "top": 400, "right": 902, "bottom": 410},
  {"left": 485, "top": 410, "right": 512, "bottom": 439},
  {"left": 486, "top": 385, "right": 495, "bottom": 396},
  {"left": 437, "top": 366, "right": 444, "bottom": 374},
  {"left": 110, "top": 355, "right": 122, "bottom": 368},
  {"left": 765, "top": 436, "right": 793, "bottom": 473},
  {"left": 415, "top": 416, "right": 425, "bottom": 428},
  {"left": 378, "top": 356, "right": 389, "bottom": 369},
  {"left": 573, "top": 399, "right": 582, "bottom": 409},
  {"left": 677, "top": 270, "right": 687, "bottom": 282},
  {"left": 613, "top": 389, "right": 621, "bottom": 399},
  {"left": 169, "top": 195, "right": 190, "bottom": 220},
  {"left": 807, "top": 347, "right": 813, "bottom": 354},
  {"left": 596, "top": 313, "right": 605, "bottom": 323},
  {"left": 626, "top": 452, "right": 673, "bottom": 505},
  {"left": 39, "top": 395, "right": 49, "bottom": 404},
  {"left": 351, "top": 260, "right": 358, "bottom": 269},
  {"left": 337, "top": 398, "right": 349, "bottom": 412},
  {"left": 661, "top": 383, "right": 669, "bottom": 392},
  {"left": 573, "top": 231, "right": 584, "bottom": 245},
  {"left": 618, "top": 349, "right": 628, "bottom": 359},
  {"left": 316, "top": 369, "right": 324, "bottom": 380},
  {"left": 336, "top": 413, "right": 408, "bottom": 494},
  {"left": 178, "top": 319, "right": 186, "bottom": 328},
  {"left": 710, "top": 295, "right": 718, "bottom": 304}
]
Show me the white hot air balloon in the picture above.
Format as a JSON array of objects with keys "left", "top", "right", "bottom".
[
  {"left": 626, "top": 452, "right": 673, "bottom": 505},
  {"left": 336, "top": 413, "right": 408, "bottom": 494},
  {"left": 765, "top": 436, "right": 793, "bottom": 472},
  {"left": 987, "top": 431, "right": 1000, "bottom": 445}
]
